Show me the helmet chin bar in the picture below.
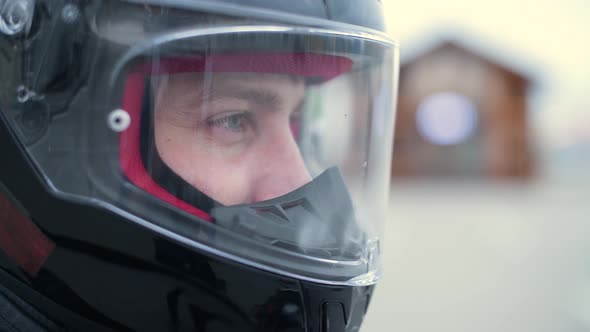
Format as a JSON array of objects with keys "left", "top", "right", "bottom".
[{"left": 211, "top": 167, "right": 366, "bottom": 262}]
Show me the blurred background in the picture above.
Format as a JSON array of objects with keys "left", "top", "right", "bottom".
[{"left": 364, "top": 1, "right": 590, "bottom": 331}]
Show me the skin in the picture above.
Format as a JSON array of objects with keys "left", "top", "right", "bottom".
[{"left": 153, "top": 72, "right": 312, "bottom": 205}]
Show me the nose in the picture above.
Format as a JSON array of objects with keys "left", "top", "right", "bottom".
[{"left": 251, "top": 124, "right": 312, "bottom": 203}]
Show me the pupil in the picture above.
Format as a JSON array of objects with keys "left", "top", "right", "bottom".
[{"left": 227, "top": 115, "right": 241, "bottom": 128}]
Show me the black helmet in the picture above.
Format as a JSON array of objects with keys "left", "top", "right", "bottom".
[{"left": 0, "top": 0, "right": 398, "bottom": 331}]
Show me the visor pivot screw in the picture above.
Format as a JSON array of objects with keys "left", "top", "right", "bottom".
[
  {"left": 16, "top": 85, "right": 31, "bottom": 103},
  {"left": 108, "top": 109, "right": 131, "bottom": 132},
  {"left": 0, "top": 0, "right": 35, "bottom": 36},
  {"left": 61, "top": 4, "right": 79, "bottom": 24}
]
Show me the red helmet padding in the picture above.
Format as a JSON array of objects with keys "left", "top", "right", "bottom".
[
  {"left": 119, "top": 52, "right": 352, "bottom": 222},
  {"left": 140, "top": 52, "right": 353, "bottom": 79},
  {"left": 120, "top": 71, "right": 213, "bottom": 221}
]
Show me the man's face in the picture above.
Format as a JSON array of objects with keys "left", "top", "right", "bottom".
[{"left": 153, "top": 72, "right": 312, "bottom": 205}]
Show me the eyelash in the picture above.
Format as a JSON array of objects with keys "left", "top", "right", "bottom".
[{"left": 207, "top": 112, "right": 252, "bottom": 132}]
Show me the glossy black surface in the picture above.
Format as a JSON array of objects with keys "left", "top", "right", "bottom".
[
  {"left": 0, "top": 1, "right": 380, "bottom": 330},
  {"left": 123, "top": 0, "right": 387, "bottom": 32}
]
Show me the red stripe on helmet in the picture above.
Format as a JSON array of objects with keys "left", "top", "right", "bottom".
[{"left": 0, "top": 192, "right": 55, "bottom": 276}]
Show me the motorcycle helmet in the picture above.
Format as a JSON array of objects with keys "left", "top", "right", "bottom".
[{"left": 0, "top": 0, "right": 399, "bottom": 331}]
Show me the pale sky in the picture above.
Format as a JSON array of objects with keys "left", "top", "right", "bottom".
[{"left": 381, "top": 0, "right": 590, "bottom": 151}]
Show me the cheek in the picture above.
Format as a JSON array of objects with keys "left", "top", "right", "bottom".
[
  {"left": 154, "top": 121, "right": 254, "bottom": 205},
  {"left": 154, "top": 121, "right": 192, "bottom": 172}
]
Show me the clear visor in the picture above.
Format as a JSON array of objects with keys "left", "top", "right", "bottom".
[{"left": 11, "top": 19, "right": 398, "bottom": 284}]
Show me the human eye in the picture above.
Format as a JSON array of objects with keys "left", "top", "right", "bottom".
[
  {"left": 204, "top": 111, "right": 256, "bottom": 145},
  {"left": 207, "top": 112, "right": 250, "bottom": 132}
]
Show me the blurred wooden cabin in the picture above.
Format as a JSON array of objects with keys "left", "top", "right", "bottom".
[{"left": 392, "top": 37, "right": 535, "bottom": 179}]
